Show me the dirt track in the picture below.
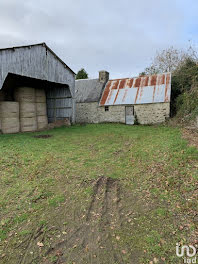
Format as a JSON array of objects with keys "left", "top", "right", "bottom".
[
  {"left": 17, "top": 177, "right": 138, "bottom": 264},
  {"left": 45, "top": 177, "right": 124, "bottom": 263}
]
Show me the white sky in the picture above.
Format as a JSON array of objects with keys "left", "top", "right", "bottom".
[{"left": 0, "top": 0, "right": 198, "bottom": 78}]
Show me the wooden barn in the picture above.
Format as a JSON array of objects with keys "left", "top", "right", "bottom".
[{"left": 0, "top": 43, "right": 75, "bottom": 133}]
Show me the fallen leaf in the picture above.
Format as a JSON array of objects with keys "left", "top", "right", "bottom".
[
  {"left": 37, "top": 242, "right": 44, "bottom": 247},
  {"left": 85, "top": 245, "right": 89, "bottom": 252},
  {"left": 56, "top": 250, "right": 63, "bottom": 256}
]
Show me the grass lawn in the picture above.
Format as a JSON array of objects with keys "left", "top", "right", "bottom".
[{"left": 0, "top": 124, "right": 197, "bottom": 264}]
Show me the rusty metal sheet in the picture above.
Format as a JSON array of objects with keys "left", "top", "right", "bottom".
[{"left": 99, "top": 73, "right": 171, "bottom": 106}]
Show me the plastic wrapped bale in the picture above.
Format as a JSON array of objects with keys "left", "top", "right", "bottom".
[{"left": 0, "top": 102, "right": 20, "bottom": 134}]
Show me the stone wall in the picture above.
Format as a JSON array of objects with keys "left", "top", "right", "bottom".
[
  {"left": 76, "top": 102, "right": 98, "bottom": 123},
  {"left": 76, "top": 102, "right": 170, "bottom": 124},
  {"left": 98, "top": 105, "right": 125, "bottom": 123},
  {"left": 134, "top": 102, "right": 170, "bottom": 124},
  {"left": 76, "top": 102, "right": 125, "bottom": 123}
]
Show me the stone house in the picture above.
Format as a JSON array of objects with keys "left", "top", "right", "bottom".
[
  {"left": 75, "top": 71, "right": 109, "bottom": 123},
  {"left": 76, "top": 71, "right": 171, "bottom": 125}
]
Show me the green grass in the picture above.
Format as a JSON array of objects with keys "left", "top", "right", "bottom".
[{"left": 0, "top": 124, "right": 197, "bottom": 263}]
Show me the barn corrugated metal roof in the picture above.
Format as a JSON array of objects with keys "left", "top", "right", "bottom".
[
  {"left": 0, "top": 42, "right": 75, "bottom": 75},
  {"left": 100, "top": 73, "right": 171, "bottom": 106},
  {"left": 75, "top": 79, "right": 105, "bottom": 103}
]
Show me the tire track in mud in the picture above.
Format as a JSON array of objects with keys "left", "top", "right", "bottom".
[
  {"left": 17, "top": 225, "right": 45, "bottom": 264},
  {"left": 18, "top": 176, "right": 130, "bottom": 264},
  {"left": 44, "top": 176, "right": 125, "bottom": 264}
]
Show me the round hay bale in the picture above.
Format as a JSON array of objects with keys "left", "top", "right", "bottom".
[
  {"left": 36, "top": 103, "right": 47, "bottom": 116},
  {"left": 19, "top": 102, "right": 36, "bottom": 118},
  {"left": 35, "top": 89, "right": 46, "bottom": 103},
  {"left": 14, "top": 87, "right": 35, "bottom": 102},
  {"left": 0, "top": 102, "right": 19, "bottom": 118},
  {"left": 20, "top": 117, "right": 37, "bottom": 132},
  {"left": 37, "top": 115, "right": 48, "bottom": 130},
  {"left": 1, "top": 117, "right": 20, "bottom": 134}
]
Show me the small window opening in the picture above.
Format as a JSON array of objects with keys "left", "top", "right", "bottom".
[{"left": 105, "top": 106, "right": 109, "bottom": 112}]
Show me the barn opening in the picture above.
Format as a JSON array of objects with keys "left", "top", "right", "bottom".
[
  {"left": 0, "top": 42, "right": 75, "bottom": 134},
  {"left": 0, "top": 73, "right": 72, "bottom": 133}
]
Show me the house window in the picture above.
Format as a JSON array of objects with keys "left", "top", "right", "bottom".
[{"left": 105, "top": 106, "right": 109, "bottom": 112}]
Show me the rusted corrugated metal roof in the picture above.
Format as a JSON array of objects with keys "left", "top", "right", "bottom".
[{"left": 99, "top": 73, "right": 171, "bottom": 106}]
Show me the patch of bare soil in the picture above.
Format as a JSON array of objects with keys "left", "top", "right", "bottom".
[
  {"left": 33, "top": 135, "right": 52, "bottom": 139},
  {"left": 16, "top": 177, "right": 141, "bottom": 264},
  {"left": 182, "top": 128, "right": 198, "bottom": 149}
]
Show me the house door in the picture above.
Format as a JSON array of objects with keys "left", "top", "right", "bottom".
[{"left": 125, "top": 106, "right": 134, "bottom": 125}]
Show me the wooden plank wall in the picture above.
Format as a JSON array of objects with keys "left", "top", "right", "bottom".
[
  {"left": 46, "top": 86, "right": 72, "bottom": 123},
  {"left": 0, "top": 44, "right": 76, "bottom": 123}
]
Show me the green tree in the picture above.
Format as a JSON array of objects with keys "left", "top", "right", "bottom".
[
  {"left": 76, "top": 68, "right": 88, "bottom": 80},
  {"left": 140, "top": 44, "right": 198, "bottom": 118},
  {"left": 171, "top": 58, "right": 198, "bottom": 117}
]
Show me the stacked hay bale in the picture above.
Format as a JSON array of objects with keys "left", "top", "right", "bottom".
[
  {"left": 35, "top": 89, "right": 48, "bottom": 130},
  {"left": 0, "top": 87, "right": 48, "bottom": 134},
  {"left": 0, "top": 102, "right": 20, "bottom": 133},
  {"left": 15, "top": 87, "right": 37, "bottom": 132}
]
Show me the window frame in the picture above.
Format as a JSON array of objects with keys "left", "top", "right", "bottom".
[{"left": 105, "top": 106, "right": 109, "bottom": 112}]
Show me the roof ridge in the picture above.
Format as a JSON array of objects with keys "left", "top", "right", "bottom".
[
  {"left": 0, "top": 42, "right": 45, "bottom": 51},
  {"left": 76, "top": 78, "right": 98, "bottom": 81},
  {"left": 0, "top": 42, "right": 76, "bottom": 75},
  {"left": 109, "top": 72, "right": 171, "bottom": 81}
]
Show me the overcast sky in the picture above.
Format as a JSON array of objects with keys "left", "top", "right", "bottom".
[{"left": 0, "top": 0, "right": 198, "bottom": 79}]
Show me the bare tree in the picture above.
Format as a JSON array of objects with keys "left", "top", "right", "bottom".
[{"left": 143, "top": 45, "right": 198, "bottom": 75}]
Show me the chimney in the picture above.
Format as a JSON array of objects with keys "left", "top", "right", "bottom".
[{"left": 99, "top": 71, "right": 109, "bottom": 83}]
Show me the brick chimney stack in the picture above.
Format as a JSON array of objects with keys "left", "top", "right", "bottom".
[{"left": 99, "top": 71, "right": 109, "bottom": 83}]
